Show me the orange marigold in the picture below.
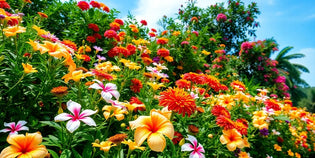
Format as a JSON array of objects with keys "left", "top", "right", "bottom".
[
  {"left": 130, "top": 78, "right": 143, "bottom": 93},
  {"left": 108, "top": 133, "right": 127, "bottom": 145},
  {"left": 216, "top": 116, "right": 235, "bottom": 130},
  {"left": 51, "top": 86, "right": 68, "bottom": 97},
  {"left": 211, "top": 105, "right": 231, "bottom": 118},
  {"left": 159, "top": 87, "right": 196, "bottom": 117}
]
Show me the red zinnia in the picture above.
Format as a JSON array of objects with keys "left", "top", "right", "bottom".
[
  {"left": 81, "top": 54, "right": 91, "bottom": 62},
  {"left": 114, "top": 19, "right": 124, "bottom": 25},
  {"left": 91, "top": 69, "right": 113, "bottom": 81},
  {"left": 0, "top": 0, "right": 10, "bottom": 9},
  {"left": 93, "top": 33, "right": 102, "bottom": 39},
  {"left": 175, "top": 79, "right": 191, "bottom": 89},
  {"left": 172, "top": 131, "right": 183, "bottom": 144},
  {"left": 216, "top": 116, "right": 235, "bottom": 130},
  {"left": 157, "top": 48, "right": 170, "bottom": 57},
  {"left": 7, "top": 19, "right": 19, "bottom": 26},
  {"left": 159, "top": 87, "right": 196, "bottom": 117},
  {"left": 77, "top": 1, "right": 90, "bottom": 11},
  {"left": 182, "top": 73, "right": 207, "bottom": 85},
  {"left": 140, "top": 20, "right": 147, "bottom": 26},
  {"left": 130, "top": 78, "right": 143, "bottom": 93},
  {"left": 265, "top": 99, "right": 281, "bottom": 111},
  {"left": 103, "top": 5, "right": 110, "bottom": 12},
  {"left": 88, "top": 23, "right": 100, "bottom": 32},
  {"left": 86, "top": 36, "right": 96, "bottom": 43},
  {"left": 127, "top": 44, "right": 136, "bottom": 56},
  {"left": 151, "top": 28, "right": 157, "bottom": 32},
  {"left": 149, "top": 32, "right": 156, "bottom": 37},
  {"left": 90, "top": 1, "right": 101, "bottom": 8},
  {"left": 157, "top": 38, "right": 169, "bottom": 45},
  {"left": 211, "top": 105, "right": 231, "bottom": 118},
  {"left": 110, "top": 22, "right": 121, "bottom": 31},
  {"left": 104, "top": 30, "right": 117, "bottom": 38}
]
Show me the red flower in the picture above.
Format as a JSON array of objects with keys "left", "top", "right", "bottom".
[
  {"left": 114, "top": 19, "right": 124, "bottom": 26},
  {"left": 172, "top": 131, "right": 183, "bottom": 144},
  {"left": 159, "top": 87, "right": 196, "bottom": 117},
  {"left": 88, "top": 23, "right": 100, "bottom": 32},
  {"left": 140, "top": 20, "right": 147, "bottom": 26},
  {"left": 127, "top": 44, "right": 136, "bottom": 56},
  {"left": 110, "top": 22, "right": 121, "bottom": 31},
  {"left": 130, "top": 97, "right": 145, "bottom": 112},
  {"left": 107, "top": 47, "right": 119, "bottom": 57},
  {"left": 93, "top": 33, "right": 102, "bottom": 39},
  {"left": 7, "top": 19, "right": 19, "bottom": 26},
  {"left": 81, "top": 54, "right": 91, "bottom": 62},
  {"left": 182, "top": 72, "right": 207, "bottom": 85},
  {"left": 116, "top": 46, "right": 130, "bottom": 57},
  {"left": 216, "top": 116, "right": 235, "bottom": 130},
  {"left": 149, "top": 32, "right": 156, "bottom": 37},
  {"left": 211, "top": 105, "right": 231, "bottom": 118},
  {"left": 77, "top": 1, "right": 90, "bottom": 11},
  {"left": 103, "top": 5, "right": 110, "bottom": 12},
  {"left": 0, "top": 1, "right": 10, "bottom": 9},
  {"left": 91, "top": 69, "right": 113, "bottom": 81},
  {"left": 157, "top": 38, "right": 168, "bottom": 45},
  {"left": 157, "top": 48, "right": 170, "bottom": 57},
  {"left": 90, "top": 1, "right": 101, "bottom": 8},
  {"left": 86, "top": 36, "right": 96, "bottom": 43},
  {"left": 175, "top": 79, "right": 191, "bottom": 89},
  {"left": 130, "top": 78, "right": 143, "bottom": 93},
  {"left": 104, "top": 30, "right": 117, "bottom": 38},
  {"left": 265, "top": 99, "right": 281, "bottom": 111},
  {"left": 151, "top": 28, "right": 157, "bottom": 32}
]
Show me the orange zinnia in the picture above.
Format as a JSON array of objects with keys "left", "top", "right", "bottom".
[
  {"left": 220, "top": 129, "right": 245, "bottom": 151},
  {"left": 159, "top": 87, "right": 196, "bottom": 117},
  {"left": 129, "top": 111, "right": 174, "bottom": 152},
  {"left": 0, "top": 132, "right": 48, "bottom": 158}
]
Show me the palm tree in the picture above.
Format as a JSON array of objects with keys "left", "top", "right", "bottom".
[{"left": 275, "top": 46, "right": 310, "bottom": 104}]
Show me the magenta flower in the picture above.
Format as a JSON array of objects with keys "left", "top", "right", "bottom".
[
  {"left": 216, "top": 13, "right": 227, "bottom": 22},
  {"left": 0, "top": 121, "right": 29, "bottom": 135},
  {"left": 89, "top": 79, "right": 120, "bottom": 103},
  {"left": 54, "top": 100, "right": 97, "bottom": 133},
  {"left": 181, "top": 135, "right": 205, "bottom": 158}
]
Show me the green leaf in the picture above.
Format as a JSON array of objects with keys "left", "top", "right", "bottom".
[
  {"left": 40, "top": 121, "right": 62, "bottom": 130},
  {"left": 60, "top": 149, "right": 71, "bottom": 158},
  {"left": 82, "top": 143, "right": 93, "bottom": 158},
  {"left": 47, "top": 149, "right": 59, "bottom": 158},
  {"left": 72, "top": 149, "right": 82, "bottom": 158},
  {"left": 274, "top": 115, "right": 290, "bottom": 121}
]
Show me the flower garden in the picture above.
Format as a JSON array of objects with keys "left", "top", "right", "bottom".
[{"left": 0, "top": 0, "right": 314, "bottom": 158}]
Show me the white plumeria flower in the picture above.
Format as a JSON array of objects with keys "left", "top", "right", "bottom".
[
  {"left": 0, "top": 121, "right": 29, "bottom": 135},
  {"left": 89, "top": 79, "right": 120, "bottom": 103},
  {"left": 181, "top": 135, "right": 205, "bottom": 158},
  {"left": 54, "top": 100, "right": 97, "bottom": 133}
]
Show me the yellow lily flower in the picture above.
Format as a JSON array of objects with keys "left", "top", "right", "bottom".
[
  {"left": 22, "top": 63, "right": 38, "bottom": 74},
  {"left": 3, "top": 25, "right": 26, "bottom": 37}
]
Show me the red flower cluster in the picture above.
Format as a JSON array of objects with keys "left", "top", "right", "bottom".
[
  {"left": 265, "top": 99, "right": 281, "bottom": 111},
  {"left": 157, "top": 38, "right": 168, "bottom": 45},
  {"left": 90, "top": 1, "right": 101, "bottom": 8},
  {"left": 104, "top": 30, "right": 117, "bottom": 38},
  {"left": 140, "top": 20, "right": 147, "bottom": 26},
  {"left": 86, "top": 36, "right": 96, "bottom": 43},
  {"left": 88, "top": 23, "right": 100, "bottom": 32},
  {"left": 175, "top": 79, "right": 191, "bottom": 89},
  {"left": 157, "top": 48, "right": 170, "bottom": 57},
  {"left": 211, "top": 105, "right": 230, "bottom": 118},
  {"left": 91, "top": 69, "right": 113, "bottom": 81},
  {"left": 77, "top": 1, "right": 90, "bottom": 11},
  {"left": 130, "top": 78, "right": 143, "bottom": 93},
  {"left": 0, "top": 0, "right": 10, "bottom": 9}
]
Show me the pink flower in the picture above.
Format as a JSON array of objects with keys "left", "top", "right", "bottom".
[
  {"left": 0, "top": 121, "right": 29, "bottom": 135},
  {"left": 241, "top": 42, "right": 253, "bottom": 51},
  {"left": 54, "top": 100, "right": 97, "bottom": 133},
  {"left": 192, "top": 31, "right": 199, "bottom": 37},
  {"left": 216, "top": 13, "right": 227, "bottom": 22},
  {"left": 181, "top": 135, "right": 205, "bottom": 158},
  {"left": 274, "top": 76, "right": 286, "bottom": 83},
  {"left": 181, "top": 41, "right": 189, "bottom": 45},
  {"left": 89, "top": 79, "right": 120, "bottom": 103}
]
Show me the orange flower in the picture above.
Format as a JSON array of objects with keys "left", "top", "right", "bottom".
[
  {"left": 130, "top": 78, "right": 143, "bottom": 93},
  {"left": 37, "top": 12, "right": 48, "bottom": 18},
  {"left": 22, "top": 63, "right": 38, "bottom": 73},
  {"left": 103, "top": 105, "right": 128, "bottom": 121},
  {"left": 220, "top": 129, "right": 245, "bottom": 151},
  {"left": 159, "top": 87, "right": 196, "bottom": 117},
  {"left": 51, "top": 86, "right": 68, "bottom": 97},
  {"left": 3, "top": 25, "right": 26, "bottom": 37},
  {"left": 23, "top": 0, "right": 32, "bottom": 3},
  {"left": 0, "top": 132, "right": 48, "bottom": 158},
  {"left": 274, "top": 144, "right": 282, "bottom": 151},
  {"left": 129, "top": 111, "right": 174, "bottom": 152},
  {"left": 62, "top": 70, "right": 92, "bottom": 83}
]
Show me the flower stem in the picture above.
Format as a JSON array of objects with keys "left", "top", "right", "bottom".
[{"left": 6, "top": 73, "right": 25, "bottom": 94}]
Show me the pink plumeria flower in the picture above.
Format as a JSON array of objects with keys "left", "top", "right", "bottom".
[
  {"left": 89, "top": 79, "right": 120, "bottom": 103},
  {"left": 54, "top": 100, "right": 97, "bottom": 133},
  {"left": 181, "top": 135, "right": 205, "bottom": 158},
  {"left": 0, "top": 121, "right": 29, "bottom": 135}
]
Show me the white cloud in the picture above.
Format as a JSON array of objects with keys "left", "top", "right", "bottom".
[{"left": 132, "top": 0, "right": 225, "bottom": 30}]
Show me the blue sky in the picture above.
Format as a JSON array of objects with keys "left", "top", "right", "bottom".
[{"left": 68, "top": 0, "right": 315, "bottom": 87}]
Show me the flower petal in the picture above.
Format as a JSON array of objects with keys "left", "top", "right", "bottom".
[
  {"left": 190, "top": 151, "right": 205, "bottom": 158},
  {"left": 0, "top": 146, "right": 21, "bottom": 158},
  {"left": 54, "top": 113, "right": 72, "bottom": 122},
  {"left": 67, "top": 100, "right": 81, "bottom": 116},
  {"left": 89, "top": 83, "right": 103, "bottom": 90},
  {"left": 226, "top": 142, "right": 237, "bottom": 151},
  {"left": 219, "top": 135, "right": 228, "bottom": 145},
  {"left": 181, "top": 143, "right": 194, "bottom": 152},
  {"left": 134, "top": 127, "right": 151, "bottom": 146},
  {"left": 17, "top": 126, "right": 29, "bottom": 132},
  {"left": 79, "top": 117, "right": 96, "bottom": 126},
  {"left": 129, "top": 116, "right": 151, "bottom": 129},
  {"left": 16, "top": 120, "right": 27, "bottom": 127},
  {"left": 105, "top": 83, "right": 117, "bottom": 90},
  {"left": 66, "top": 120, "right": 80, "bottom": 133},
  {"left": 147, "top": 133, "right": 166, "bottom": 152},
  {"left": 27, "top": 145, "right": 48, "bottom": 158},
  {"left": 0, "top": 128, "right": 11, "bottom": 133},
  {"left": 186, "top": 135, "right": 198, "bottom": 147},
  {"left": 80, "top": 109, "right": 97, "bottom": 118},
  {"left": 101, "top": 91, "right": 113, "bottom": 103},
  {"left": 3, "top": 122, "right": 15, "bottom": 128},
  {"left": 110, "top": 90, "right": 120, "bottom": 100}
]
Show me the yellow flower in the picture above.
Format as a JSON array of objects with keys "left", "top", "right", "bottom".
[
  {"left": 220, "top": 129, "right": 245, "bottom": 151},
  {"left": 147, "top": 82, "right": 164, "bottom": 91},
  {"left": 172, "top": 31, "right": 181, "bottom": 36},
  {"left": 122, "top": 102, "right": 145, "bottom": 112},
  {"left": 92, "top": 141, "right": 116, "bottom": 152},
  {"left": 295, "top": 152, "right": 301, "bottom": 158},
  {"left": 0, "top": 132, "right": 48, "bottom": 158},
  {"left": 22, "top": 63, "right": 38, "bottom": 73},
  {"left": 164, "top": 56, "right": 173, "bottom": 62},
  {"left": 274, "top": 144, "right": 282, "bottom": 151},
  {"left": 122, "top": 139, "right": 145, "bottom": 151},
  {"left": 201, "top": 50, "right": 211, "bottom": 55},
  {"left": 150, "top": 107, "right": 172, "bottom": 120},
  {"left": 252, "top": 118, "right": 269, "bottom": 130},
  {"left": 129, "top": 111, "right": 174, "bottom": 152},
  {"left": 78, "top": 45, "right": 91, "bottom": 54},
  {"left": 3, "top": 25, "right": 26, "bottom": 37},
  {"left": 287, "top": 149, "right": 294, "bottom": 156},
  {"left": 238, "top": 151, "right": 250, "bottom": 158},
  {"left": 102, "top": 105, "right": 128, "bottom": 121},
  {"left": 62, "top": 70, "right": 92, "bottom": 83},
  {"left": 32, "top": 25, "right": 49, "bottom": 36}
]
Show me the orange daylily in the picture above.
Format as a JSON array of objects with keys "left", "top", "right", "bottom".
[
  {"left": 252, "top": 118, "right": 269, "bottom": 130},
  {"left": 3, "top": 25, "right": 26, "bottom": 37},
  {"left": 32, "top": 25, "right": 49, "bottom": 36},
  {"left": 22, "top": 63, "right": 38, "bottom": 74},
  {"left": 62, "top": 70, "right": 92, "bottom": 83},
  {"left": 103, "top": 105, "right": 128, "bottom": 121},
  {"left": 92, "top": 141, "right": 116, "bottom": 152},
  {"left": 0, "top": 132, "right": 48, "bottom": 158},
  {"left": 122, "top": 139, "right": 145, "bottom": 151},
  {"left": 220, "top": 129, "right": 245, "bottom": 151},
  {"left": 129, "top": 111, "right": 174, "bottom": 152}
]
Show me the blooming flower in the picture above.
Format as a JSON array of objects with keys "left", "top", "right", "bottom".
[
  {"left": 77, "top": 1, "right": 90, "bottom": 11},
  {"left": 54, "top": 100, "right": 97, "bottom": 133},
  {"left": 216, "top": 13, "right": 227, "bottom": 22},
  {"left": 129, "top": 111, "right": 174, "bottom": 152},
  {"left": 130, "top": 78, "right": 143, "bottom": 93},
  {"left": 0, "top": 132, "right": 48, "bottom": 158},
  {"left": 181, "top": 135, "right": 205, "bottom": 158},
  {"left": 3, "top": 25, "right": 26, "bottom": 37},
  {"left": 102, "top": 105, "right": 128, "bottom": 121},
  {"left": 122, "top": 139, "right": 145, "bottom": 151},
  {"left": 89, "top": 79, "right": 120, "bottom": 103},
  {"left": 159, "top": 87, "right": 196, "bottom": 117},
  {"left": 22, "top": 63, "right": 38, "bottom": 73},
  {"left": 0, "top": 121, "right": 29, "bottom": 135},
  {"left": 220, "top": 129, "right": 245, "bottom": 151},
  {"left": 92, "top": 141, "right": 116, "bottom": 152}
]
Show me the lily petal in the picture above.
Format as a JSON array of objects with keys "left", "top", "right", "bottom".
[
  {"left": 89, "top": 83, "right": 103, "bottom": 90},
  {"left": 79, "top": 117, "right": 96, "bottom": 126},
  {"left": 27, "top": 145, "right": 48, "bottom": 158},
  {"left": 101, "top": 91, "right": 113, "bottom": 103},
  {"left": 190, "top": 151, "right": 205, "bottom": 158},
  {"left": 0, "top": 146, "right": 21, "bottom": 158},
  {"left": 181, "top": 143, "right": 194, "bottom": 152},
  {"left": 54, "top": 113, "right": 72, "bottom": 122},
  {"left": 110, "top": 91, "right": 120, "bottom": 100},
  {"left": 0, "top": 128, "right": 11, "bottom": 133},
  {"left": 80, "top": 109, "right": 97, "bottom": 118},
  {"left": 3, "top": 122, "right": 15, "bottom": 128},
  {"left": 105, "top": 83, "right": 117, "bottom": 91},
  {"left": 147, "top": 132, "right": 166, "bottom": 152},
  {"left": 16, "top": 120, "right": 27, "bottom": 127},
  {"left": 66, "top": 120, "right": 80, "bottom": 133},
  {"left": 186, "top": 135, "right": 198, "bottom": 147},
  {"left": 67, "top": 100, "right": 81, "bottom": 117},
  {"left": 134, "top": 127, "right": 151, "bottom": 146},
  {"left": 129, "top": 116, "right": 151, "bottom": 129}
]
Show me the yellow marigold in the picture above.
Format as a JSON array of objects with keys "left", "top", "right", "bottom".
[
  {"left": 108, "top": 133, "right": 127, "bottom": 145},
  {"left": 172, "top": 31, "right": 181, "bottom": 36},
  {"left": 201, "top": 50, "right": 211, "bottom": 55},
  {"left": 3, "top": 25, "right": 26, "bottom": 37},
  {"left": 50, "top": 86, "right": 68, "bottom": 97}
]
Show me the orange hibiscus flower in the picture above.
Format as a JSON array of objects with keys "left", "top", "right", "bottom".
[
  {"left": 129, "top": 111, "right": 174, "bottom": 152},
  {"left": 220, "top": 129, "right": 245, "bottom": 151}
]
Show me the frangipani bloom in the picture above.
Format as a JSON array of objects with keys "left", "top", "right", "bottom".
[
  {"left": 89, "top": 79, "right": 120, "bottom": 103},
  {"left": 129, "top": 111, "right": 174, "bottom": 152},
  {"left": 3, "top": 25, "right": 26, "bottom": 37},
  {"left": 220, "top": 129, "right": 245, "bottom": 151},
  {"left": 54, "top": 100, "right": 97, "bottom": 133},
  {"left": 22, "top": 63, "right": 38, "bottom": 73},
  {"left": 181, "top": 135, "right": 205, "bottom": 158},
  {"left": 0, "top": 132, "right": 48, "bottom": 158},
  {"left": 0, "top": 121, "right": 29, "bottom": 135}
]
